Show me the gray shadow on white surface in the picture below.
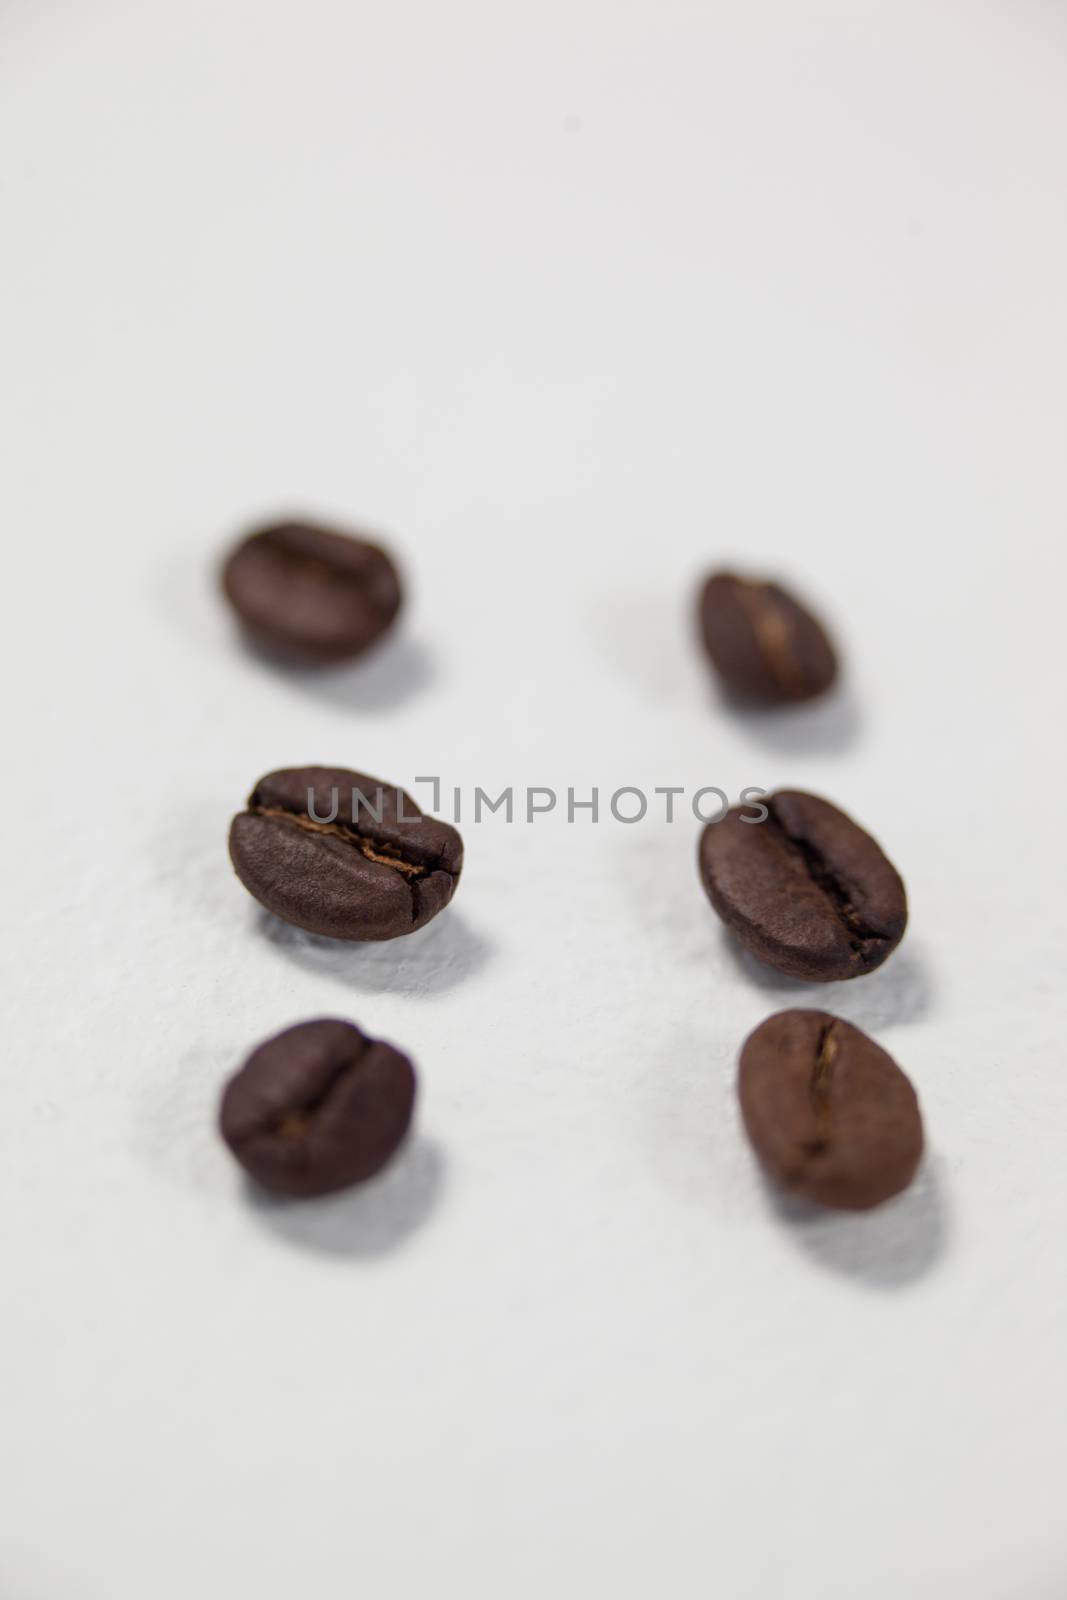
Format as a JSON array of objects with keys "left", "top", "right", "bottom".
[
  {"left": 244, "top": 1135, "right": 445, "bottom": 1259},
  {"left": 711, "top": 682, "right": 863, "bottom": 757},
  {"left": 257, "top": 907, "right": 492, "bottom": 997},
  {"left": 761, "top": 1153, "right": 949, "bottom": 1289},
  {"left": 243, "top": 630, "right": 436, "bottom": 714},
  {"left": 719, "top": 931, "right": 936, "bottom": 1031}
]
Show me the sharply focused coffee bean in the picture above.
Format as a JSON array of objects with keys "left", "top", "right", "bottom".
[
  {"left": 699, "top": 789, "right": 906, "bottom": 981},
  {"left": 738, "top": 1010, "right": 923, "bottom": 1210},
  {"left": 221, "top": 520, "right": 402, "bottom": 663},
  {"left": 220, "top": 1018, "right": 416, "bottom": 1196},
  {"left": 229, "top": 766, "right": 463, "bottom": 940},
  {"left": 698, "top": 571, "right": 837, "bottom": 703}
]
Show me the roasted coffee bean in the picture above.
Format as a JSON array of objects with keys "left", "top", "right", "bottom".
[
  {"left": 221, "top": 520, "right": 402, "bottom": 663},
  {"left": 738, "top": 1010, "right": 923, "bottom": 1210},
  {"left": 229, "top": 766, "right": 463, "bottom": 940},
  {"left": 698, "top": 571, "right": 837, "bottom": 703},
  {"left": 220, "top": 1018, "right": 416, "bottom": 1197},
  {"left": 699, "top": 789, "right": 906, "bottom": 981}
]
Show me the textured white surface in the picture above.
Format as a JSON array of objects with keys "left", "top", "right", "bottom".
[{"left": 2, "top": 4, "right": 1066, "bottom": 1596}]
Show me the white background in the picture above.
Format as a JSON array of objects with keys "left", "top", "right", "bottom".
[{"left": 2, "top": 3, "right": 1066, "bottom": 1596}]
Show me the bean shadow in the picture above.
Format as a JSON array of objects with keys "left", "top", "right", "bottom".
[
  {"left": 718, "top": 930, "right": 936, "bottom": 1031},
  {"left": 243, "top": 1135, "right": 446, "bottom": 1259},
  {"left": 242, "top": 631, "right": 436, "bottom": 714},
  {"left": 759, "top": 1151, "right": 949, "bottom": 1288},
  {"left": 709, "top": 681, "right": 863, "bottom": 757},
  {"left": 257, "top": 906, "right": 493, "bottom": 998}
]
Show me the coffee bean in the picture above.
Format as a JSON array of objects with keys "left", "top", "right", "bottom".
[
  {"left": 738, "top": 1010, "right": 923, "bottom": 1210},
  {"left": 220, "top": 1018, "right": 416, "bottom": 1197},
  {"left": 699, "top": 789, "right": 906, "bottom": 981},
  {"left": 698, "top": 571, "right": 837, "bottom": 703},
  {"left": 221, "top": 520, "right": 402, "bottom": 663},
  {"left": 229, "top": 766, "right": 463, "bottom": 940}
]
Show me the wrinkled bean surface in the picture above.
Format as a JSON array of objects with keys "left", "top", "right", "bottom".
[
  {"left": 229, "top": 765, "right": 463, "bottom": 941},
  {"left": 699, "top": 788, "right": 907, "bottom": 981}
]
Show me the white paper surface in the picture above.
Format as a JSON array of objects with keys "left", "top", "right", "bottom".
[{"left": 2, "top": 4, "right": 1066, "bottom": 1596}]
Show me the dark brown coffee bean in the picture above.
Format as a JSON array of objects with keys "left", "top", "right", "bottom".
[
  {"left": 229, "top": 766, "right": 463, "bottom": 940},
  {"left": 738, "top": 1010, "right": 923, "bottom": 1210},
  {"left": 698, "top": 571, "right": 837, "bottom": 703},
  {"left": 221, "top": 520, "right": 402, "bottom": 663},
  {"left": 220, "top": 1018, "right": 416, "bottom": 1197},
  {"left": 699, "top": 789, "right": 906, "bottom": 981}
]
